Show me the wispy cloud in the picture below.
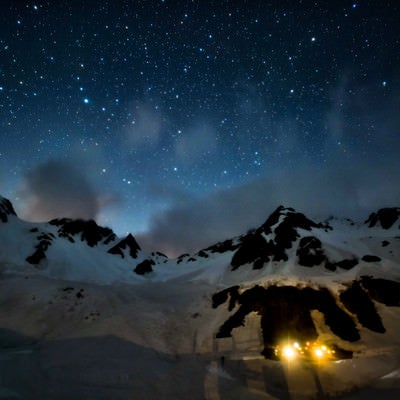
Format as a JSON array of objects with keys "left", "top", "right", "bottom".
[
  {"left": 124, "top": 102, "right": 163, "bottom": 147},
  {"left": 137, "top": 160, "right": 400, "bottom": 257},
  {"left": 18, "top": 159, "right": 118, "bottom": 222}
]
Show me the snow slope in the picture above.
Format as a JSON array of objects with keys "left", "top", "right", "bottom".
[{"left": 1, "top": 195, "right": 400, "bottom": 399}]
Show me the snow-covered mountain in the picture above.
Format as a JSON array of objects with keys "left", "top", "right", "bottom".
[{"left": 1, "top": 195, "right": 400, "bottom": 399}]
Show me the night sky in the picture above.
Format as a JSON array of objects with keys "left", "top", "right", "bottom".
[{"left": 1, "top": 1, "right": 399, "bottom": 256}]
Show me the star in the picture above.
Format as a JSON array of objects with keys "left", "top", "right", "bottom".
[{"left": 0, "top": 0, "right": 398, "bottom": 253}]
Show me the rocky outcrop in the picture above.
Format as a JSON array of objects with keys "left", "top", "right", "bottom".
[
  {"left": 296, "top": 236, "right": 326, "bottom": 267},
  {"left": 365, "top": 207, "right": 400, "bottom": 229},
  {"left": 362, "top": 255, "right": 381, "bottom": 263},
  {"left": 213, "top": 284, "right": 359, "bottom": 360},
  {"left": 134, "top": 259, "right": 155, "bottom": 275},
  {"left": 360, "top": 276, "right": 400, "bottom": 306},
  {"left": 26, "top": 232, "right": 56, "bottom": 265},
  {"left": 230, "top": 206, "right": 331, "bottom": 270},
  {"left": 325, "top": 258, "right": 359, "bottom": 271},
  {"left": 213, "top": 277, "right": 400, "bottom": 360},
  {"left": 203, "top": 239, "right": 239, "bottom": 254},
  {"left": 296, "top": 236, "right": 360, "bottom": 271},
  {"left": 49, "top": 218, "right": 116, "bottom": 247},
  {"left": 231, "top": 234, "right": 274, "bottom": 270},
  {"left": 340, "top": 280, "right": 385, "bottom": 333},
  {"left": 0, "top": 196, "right": 17, "bottom": 223},
  {"left": 212, "top": 285, "right": 240, "bottom": 310},
  {"left": 108, "top": 234, "right": 141, "bottom": 259}
]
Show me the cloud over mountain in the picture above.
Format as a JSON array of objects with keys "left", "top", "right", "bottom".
[
  {"left": 19, "top": 159, "right": 102, "bottom": 222},
  {"left": 138, "top": 161, "right": 400, "bottom": 257}
]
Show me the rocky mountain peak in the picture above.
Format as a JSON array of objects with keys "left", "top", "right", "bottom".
[
  {"left": 230, "top": 206, "right": 330, "bottom": 270},
  {"left": 49, "top": 218, "right": 116, "bottom": 247},
  {"left": 365, "top": 207, "right": 400, "bottom": 229},
  {"left": 259, "top": 205, "right": 324, "bottom": 234},
  {"left": 108, "top": 233, "right": 141, "bottom": 259},
  {"left": 0, "top": 196, "right": 17, "bottom": 223}
]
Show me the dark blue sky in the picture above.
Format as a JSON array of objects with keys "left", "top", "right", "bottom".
[{"left": 1, "top": 1, "right": 399, "bottom": 255}]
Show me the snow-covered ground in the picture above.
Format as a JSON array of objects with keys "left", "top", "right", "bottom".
[{"left": 1, "top": 196, "right": 400, "bottom": 399}]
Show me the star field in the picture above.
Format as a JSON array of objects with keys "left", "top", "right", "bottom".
[{"left": 0, "top": 1, "right": 399, "bottom": 254}]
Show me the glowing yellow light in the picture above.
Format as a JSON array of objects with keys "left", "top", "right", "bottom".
[
  {"left": 282, "top": 345, "right": 297, "bottom": 360},
  {"left": 314, "top": 348, "right": 324, "bottom": 358},
  {"left": 276, "top": 340, "right": 335, "bottom": 362}
]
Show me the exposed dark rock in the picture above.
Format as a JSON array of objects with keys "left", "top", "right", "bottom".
[
  {"left": 212, "top": 278, "right": 400, "bottom": 360},
  {"left": 365, "top": 208, "right": 400, "bottom": 229},
  {"left": 174, "top": 254, "right": 197, "bottom": 263},
  {"left": 231, "top": 207, "right": 329, "bottom": 270},
  {"left": 65, "top": 235, "right": 75, "bottom": 243},
  {"left": 134, "top": 259, "right": 155, "bottom": 275},
  {"left": 259, "top": 205, "right": 287, "bottom": 231},
  {"left": 253, "top": 258, "right": 265, "bottom": 269},
  {"left": 227, "top": 207, "right": 359, "bottom": 272},
  {"left": 49, "top": 218, "right": 116, "bottom": 247},
  {"left": 362, "top": 255, "right": 382, "bottom": 263},
  {"left": 261, "top": 206, "right": 329, "bottom": 234},
  {"left": 302, "top": 286, "right": 360, "bottom": 342},
  {"left": 214, "top": 284, "right": 360, "bottom": 359},
  {"left": 325, "top": 258, "right": 358, "bottom": 271},
  {"left": 212, "top": 286, "right": 240, "bottom": 310},
  {"left": 324, "top": 262, "right": 336, "bottom": 272},
  {"left": 296, "top": 236, "right": 326, "bottom": 267},
  {"left": 0, "top": 196, "right": 17, "bottom": 223},
  {"left": 152, "top": 251, "right": 168, "bottom": 258},
  {"left": 26, "top": 248, "right": 47, "bottom": 265},
  {"left": 340, "top": 281, "right": 385, "bottom": 333},
  {"left": 361, "top": 276, "right": 400, "bottom": 306},
  {"left": 103, "top": 234, "right": 115, "bottom": 245},
  {"left": 196, "top": 250, "right": 209, "bottom": 258},
  {"left": 382, "top": 240, "right": 390, "bottom": 247},
  {"left": 231, "top": 234, "right": 274, "bottom": 270},
  {"left": 176, "top": 253, "right": 189, "bottom": 264},
  {"left": 26, "top": 232, "right": 55, "bottom": 265},
  {"left": 330, "top": 345, "right": 353, "bottom": 360},
  {"left": 204, "top": 239, "right": 239, "bottom": 254},
  {"left": 107, "top": 234, "right": 141, "bottom": 259},
  {"left": 30, "top": 227, "right": 39, "bottom": 233},
  {"left": 38, "top": 239, "right": 52, "bottom": 249},
  {"left": 336, "top": 258, "right": 359, "bottom": 270},
  {"left": 37, "top": 232, "right": 55, "bottom": 241},
  {"left": 272, "top": 209, "right": 321, "bottom": 250}
]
